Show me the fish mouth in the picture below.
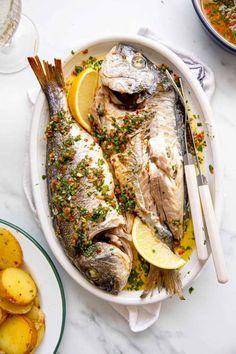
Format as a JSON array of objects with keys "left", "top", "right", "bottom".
[{"left": 109, "top": 89, "right": 148, "bottom": 108}]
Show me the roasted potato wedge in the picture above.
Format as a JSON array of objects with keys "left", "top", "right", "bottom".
[
  {"left": 0, "top": 315, "right": 37, "bottom": 354},
  {"left": 26, "top": 305, "right": 45, "bottom": 330},
  {"left": 26, "top": 306, "right": 45, "bottom": 349},
  {"left": 0, "top": 228, "right": 23, "bottom": 270},
  {"left": 0, "top": 308, "right": 7, "bottom": 325},
  {"left": 33, "top": 294, "right": 40, "bottom": 309},
  {"left": 0, "top": 297, "right": 33, "bottom": 315},
  {"left": 28, "top": 323, "right": 45, "bottom": 353},
  {"left": 35, "top": 322, "right": 45, "bottom": 348},
  {"left": 0, "top": 268, "right": 37, "bottom": 305}
]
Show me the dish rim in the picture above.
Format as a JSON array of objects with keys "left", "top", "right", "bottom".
[
  {"left": 0, "top": 218, "right": 66, "bottom": 354},
  {"left": 192, "top": 0, "right": 236, "bottom": 53},
  {"left": 30, "top": 34, "right": 223, "bottom": 305}
]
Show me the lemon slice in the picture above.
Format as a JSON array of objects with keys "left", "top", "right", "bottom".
[
  {"left": 132, "top": 217, "right": 186, "bottom": 269},
  {"left": 68, "top": 68, "right": 98, "bottom": 132}
]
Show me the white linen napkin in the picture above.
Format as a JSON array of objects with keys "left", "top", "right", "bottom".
[
  {"left": 24, "top": 29, "right": 215, "bottom": 332},
  {"left": 138, "top": 28, "right": 215, "bottom": 99}
]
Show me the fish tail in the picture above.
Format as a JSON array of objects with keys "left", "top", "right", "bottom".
[
  {"left": 28, "top": 56, "right": 65, "bottom": 93},
  {"left": 141, "top": 265, "right": 184, "bottom": 299}
]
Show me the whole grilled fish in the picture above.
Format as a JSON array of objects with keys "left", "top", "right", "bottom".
[
  {"left": 91, "top": 44, "right": 185, "bottom": 297},
  {"left": 28, "top": 57, "right": 132, "bottom": 294}
]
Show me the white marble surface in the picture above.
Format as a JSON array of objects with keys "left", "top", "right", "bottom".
[{"left": 0, "top": 0, "right": 236, "bottom": 353}]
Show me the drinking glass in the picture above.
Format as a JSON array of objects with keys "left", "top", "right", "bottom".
[{"left": 0, "top": 0, "right": 39, "bottom": 73}]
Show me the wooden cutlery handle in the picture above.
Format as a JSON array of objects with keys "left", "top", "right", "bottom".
[
  {"left": 184, "top": 164, "right": 208, "bottom": 261},
  {"left": 198, "top": 184, "right": 228, "bottom": 283}
]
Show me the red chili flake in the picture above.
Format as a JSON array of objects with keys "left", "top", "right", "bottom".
[
  {"left": 63, "top": 207, "right": 71, "bottom": 216},
  {"left": 84, "top": 138, "right": 88, "bottom": 142},
  {"left": 82, "top": 49, "right": 88, "bottom": 54},
  {"left": 196, "top": 132, "right": 204, "bottom": 141},
  {"left": 174, "top": 74, "right": 179, "bottom": 80},
  {"left": 96, "top": 195, "right": 105, "bottom": 200},
  {"left": 110, "top": 200, "right": 117, "bottom": 207},
  {"left": 60, "top": 166, "right": 67, "bottom": 174},
  {"left": 51, "top": 179, "right": 59, "bottom": 190}
]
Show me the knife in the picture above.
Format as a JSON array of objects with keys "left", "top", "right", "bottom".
[
  {"left": 166, "top": 71, "right": 208, "bottom": 261},
  {"left": 167, "top": 71, "right": 228, "bottom": 282},
  {"left": 179, "top": 78, "right": 228, "bottom": 283}
]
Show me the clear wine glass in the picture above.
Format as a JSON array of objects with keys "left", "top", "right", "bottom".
[{"left": 0, "top": 0, "right": 39, "bottom": 74}]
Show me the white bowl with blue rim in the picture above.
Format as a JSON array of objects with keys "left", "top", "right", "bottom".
[
  {"left": 0, "top": 220, "right": 66, "bottom": 354},
  {"left": 192, "top": 0, "right": 236, "bottom": 54}
]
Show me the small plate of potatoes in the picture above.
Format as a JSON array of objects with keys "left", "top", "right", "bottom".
[{"left": 0, "top": 220, "right": 65, "bottom": 354}]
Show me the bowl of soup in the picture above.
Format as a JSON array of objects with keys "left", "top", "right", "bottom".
[{"left": 192, "top": 0, "right": 236, "bottom": 54}]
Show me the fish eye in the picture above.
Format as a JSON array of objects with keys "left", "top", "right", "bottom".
[
  {"left": 132, "top": 54, "right": 146, "bottom": 69},
  {"left": 86, "top": 268, "right": 99, "bottom": 280}
]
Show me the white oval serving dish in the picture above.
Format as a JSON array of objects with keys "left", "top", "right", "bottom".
[
  {"left": 30, "top": 35, "right": 222, "bottom": 305},
  {"left": 0, "top": 219, "right": 66, "bottom": 353}
]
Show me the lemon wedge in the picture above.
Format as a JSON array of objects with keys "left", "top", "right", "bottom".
[
  {"left": 68, "top": 68, "right": 98, "bottom": 133},
  {"left": 132, "top": 217, "right": 186, "bottom": 270}
]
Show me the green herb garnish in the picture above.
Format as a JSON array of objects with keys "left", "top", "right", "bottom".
[{"left": 189, "top": 286, "right": 194, "bottom": 294}]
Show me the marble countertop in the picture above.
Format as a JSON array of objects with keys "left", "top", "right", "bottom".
[{"left": 0, "top": 0, "right": 236, "bottom": 353}]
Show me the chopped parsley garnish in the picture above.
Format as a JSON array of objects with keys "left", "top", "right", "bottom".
[
  {"left": 91, "top": 112, "right": 150, "bottom": 157},
  {"left": 194, "top": 130, "right": 206, "bottom": 160},
  {"left": 116, "top": 188, "right": 136, "bottom": 213},
  {"left": 82, "top": 244, "right": 97, "bottom": 257},
  {"left": 188, "top": 286, "right": 194, "bottom": 294},
  {"left": 98, "top": 158, "right": 104, "bottom": 167},
  {"left": 127, "top": 269, "right": 144, "bottom": 291},
  {"left": 45, "top": 110, "right": 72, "bottom": 137},
  {"left": 91, "top": 204, "right": 109, "bottom": 222},
  {"left": 74, "top": 65, "right": 83, "bottom": 75},
  {"left": 209, "top": 164, "right": 214, "bottom": 174},
  {"left": 73, "top": 56, "right": 103, "bottom": 76}
]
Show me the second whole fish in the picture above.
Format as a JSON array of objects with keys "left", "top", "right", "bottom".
[{"left": 90, "top": 44, "right": 186, "bottom": 297}]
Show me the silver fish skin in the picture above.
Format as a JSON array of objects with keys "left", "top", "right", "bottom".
[
  {"left": 100, "top": 44, "right": 159, "bottom": 105},
  {"left": 147, "top": 88, "right": 185, "bottom": 240},
  {"left": 28, "top": 57, "right": 132, "bottom": 294}
]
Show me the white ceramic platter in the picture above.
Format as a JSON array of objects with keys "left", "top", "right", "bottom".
[
  {"left": 30, "top": 35, "right": 222, "bottom": 305},
  {"left": 0, "top": 220, "right": 66, "bottom": 353}
]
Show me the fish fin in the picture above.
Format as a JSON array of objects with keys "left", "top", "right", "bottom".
[
  {"left": 141, "top": 265, "right": 184, "bottom": 299},
  {"left": 28, "top": 56, "right": 65, "bottom": 92}
]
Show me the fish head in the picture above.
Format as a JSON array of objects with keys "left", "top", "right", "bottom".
[
  {"left": 100, "top": 44, "right": 159, "bottom": 106},
  {"left": 76, "top": 242, "right": 131, "bottom": 294}
]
